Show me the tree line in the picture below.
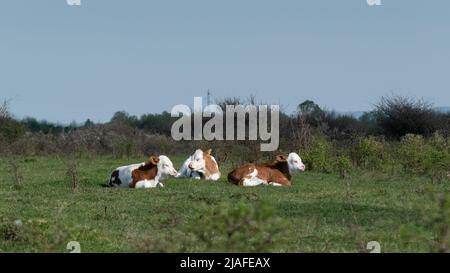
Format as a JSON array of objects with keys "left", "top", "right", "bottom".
[{"left": 1, "top": 95, "right": 449, "bottom": 146}]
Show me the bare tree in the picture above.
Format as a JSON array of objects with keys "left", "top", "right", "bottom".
[{"left": 0, "top": 99, "right": 10, "bottom": 119}]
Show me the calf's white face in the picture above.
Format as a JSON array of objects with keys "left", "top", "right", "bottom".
[
  {"left": 188, "top": 149, "right": 206, "bottom": 173},
  {"left": 176, "top": 149, "right": 221, "bottom": 181},
  {"left": 288, "top": 152, "right": 306, "bottom": 173},
  {"left": 157, "top": 155, "right": 178, "bottom": 178}
]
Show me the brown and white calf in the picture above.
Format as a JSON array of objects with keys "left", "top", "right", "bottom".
[
  {"left": 108, "top": 155, "right": 177, "bottom": 188},
  {"left": 176, "top": 149, "right": 221, "bottom": 181},
  {"left": 227, "top": 153, "right": 305, "bottom": 187}
]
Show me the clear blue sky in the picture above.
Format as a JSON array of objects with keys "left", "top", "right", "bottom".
[{"left": 1, "top": 0, "right": 449, "bottom": 123}]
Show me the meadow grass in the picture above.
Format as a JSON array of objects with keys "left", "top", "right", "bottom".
[{"left": 0, "top": 155, "right": 447, "bottom": 253}]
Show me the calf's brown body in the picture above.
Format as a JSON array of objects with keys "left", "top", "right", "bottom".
[
  {"left": 130, "top": 161, "right": 158, "bottom": 188},
  {"left": 228, "top": 155, "right": 292, "bottom": 186},
  {"left": 203, "top": 150, "right": 221, "bottom": 178}
]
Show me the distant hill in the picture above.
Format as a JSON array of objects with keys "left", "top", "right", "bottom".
[
  {"left": 337, "top": 111, "right": 366, "bottom": 119},
  {"left": 434, "top": 107, "right": 450, "bottom": 113},
  {"left": 336, "top": 107, "right": 450, "bottom": 119}
]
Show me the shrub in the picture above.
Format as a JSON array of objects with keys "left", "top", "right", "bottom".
[
  {"left": 428, "top": 132, "right": 449, "bottom": 152},
  {"left": 303, "top": 136, "right": 334, "bottom": 173},
  {"left": 334, "top": 155, "right": 353, "bottom": 179},
  {"left": 423, "top": 147, "right": 450, "bottom": 182},
  {"left": 398, "top": 134, "right": 426, "bottom": 174},
  {"left": 0, "top": 218, "right": 82, "bottom": 252},
  {"left": 398, "top": 133, "right": 450, "bottom": 180},
  {"left": 1, "top": 221, "right": 23, "bottom": 242},
  {"left": 423, "top": 135, "right": 450, "bottom": 182},
  {"left": 190, "top": 202, "right": 289, "bottom": 252},
  {"left": 355, "top": 136, "right": 387, "bottom": 170}
]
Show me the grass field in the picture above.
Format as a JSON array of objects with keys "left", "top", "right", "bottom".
[{"left": 0, "top": 155, "right": 448, "bottom": 253}]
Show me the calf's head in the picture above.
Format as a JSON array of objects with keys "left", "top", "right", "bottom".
[
  {"left": 287, "top": 152, "right": 306, "bottom": 172},
  {"left": 274, "top": 152, "right": 305, "bottom": 173},
  {"left": 188, "top": 149, "right": 216, "bottom": 174},
  {"left": 155, "top": 155, "right": 178, "bottom": 178}
]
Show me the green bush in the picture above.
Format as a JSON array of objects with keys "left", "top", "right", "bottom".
[
  {"left": 334, "top": 155, "right": 353, "bottom": 179},
  {"left": 398, "top": 133, "right": 450, "bottom": 180},
  {"left": 398, "top": 134, "right": 427, "bottom": 174},
  {"left": 0, "top": 218, "right": 81, "bottom": 252},
  {"left": 355, "top": 136, "right": 387, "bottom": 170},
  {"left": 423, "top": 134, "right": 450, "bottom": 182},
  {"left": 423, "top": 146, "right": 450, "bottom": 182},
  {"left": 189, "top": 202, "right": 289, "bottom": 252},
  {"left": 303, "top": 136, "right": 334, "bottom": 173},
  {"left": 428, "top": 132, "right": 449, "bottom": 153}
]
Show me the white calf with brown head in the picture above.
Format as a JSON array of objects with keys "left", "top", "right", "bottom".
[{"left": 176, "top": 149, "right": 221, "bottom": 181}]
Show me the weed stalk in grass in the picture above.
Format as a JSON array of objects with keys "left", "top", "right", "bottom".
[
  {"left": 65, "top": 160, "right": 79, "bottom": 192},
  {"left": 8, "top": 159, "right": 23, "bottom": 189}
]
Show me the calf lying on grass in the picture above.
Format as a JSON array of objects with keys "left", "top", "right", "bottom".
[
  {"left": 108, "top": 155, "right": 177, "bottom": 188},
  {"left": 228, "top": 152, "right": 305, "bottom": 187},
  {"left": 176, "top": 149, "right": 221, "bottom": 181}
]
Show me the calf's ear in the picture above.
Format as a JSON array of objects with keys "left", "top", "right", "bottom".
[
  {"left": 205, "top": 149, "right": 212, "bottom": 156},
  {"left": 276, "top": 155, "right": 288, "bottom": 162},
  {"left": 149, "top": 156, "right": 160, "bottom": 165}
]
